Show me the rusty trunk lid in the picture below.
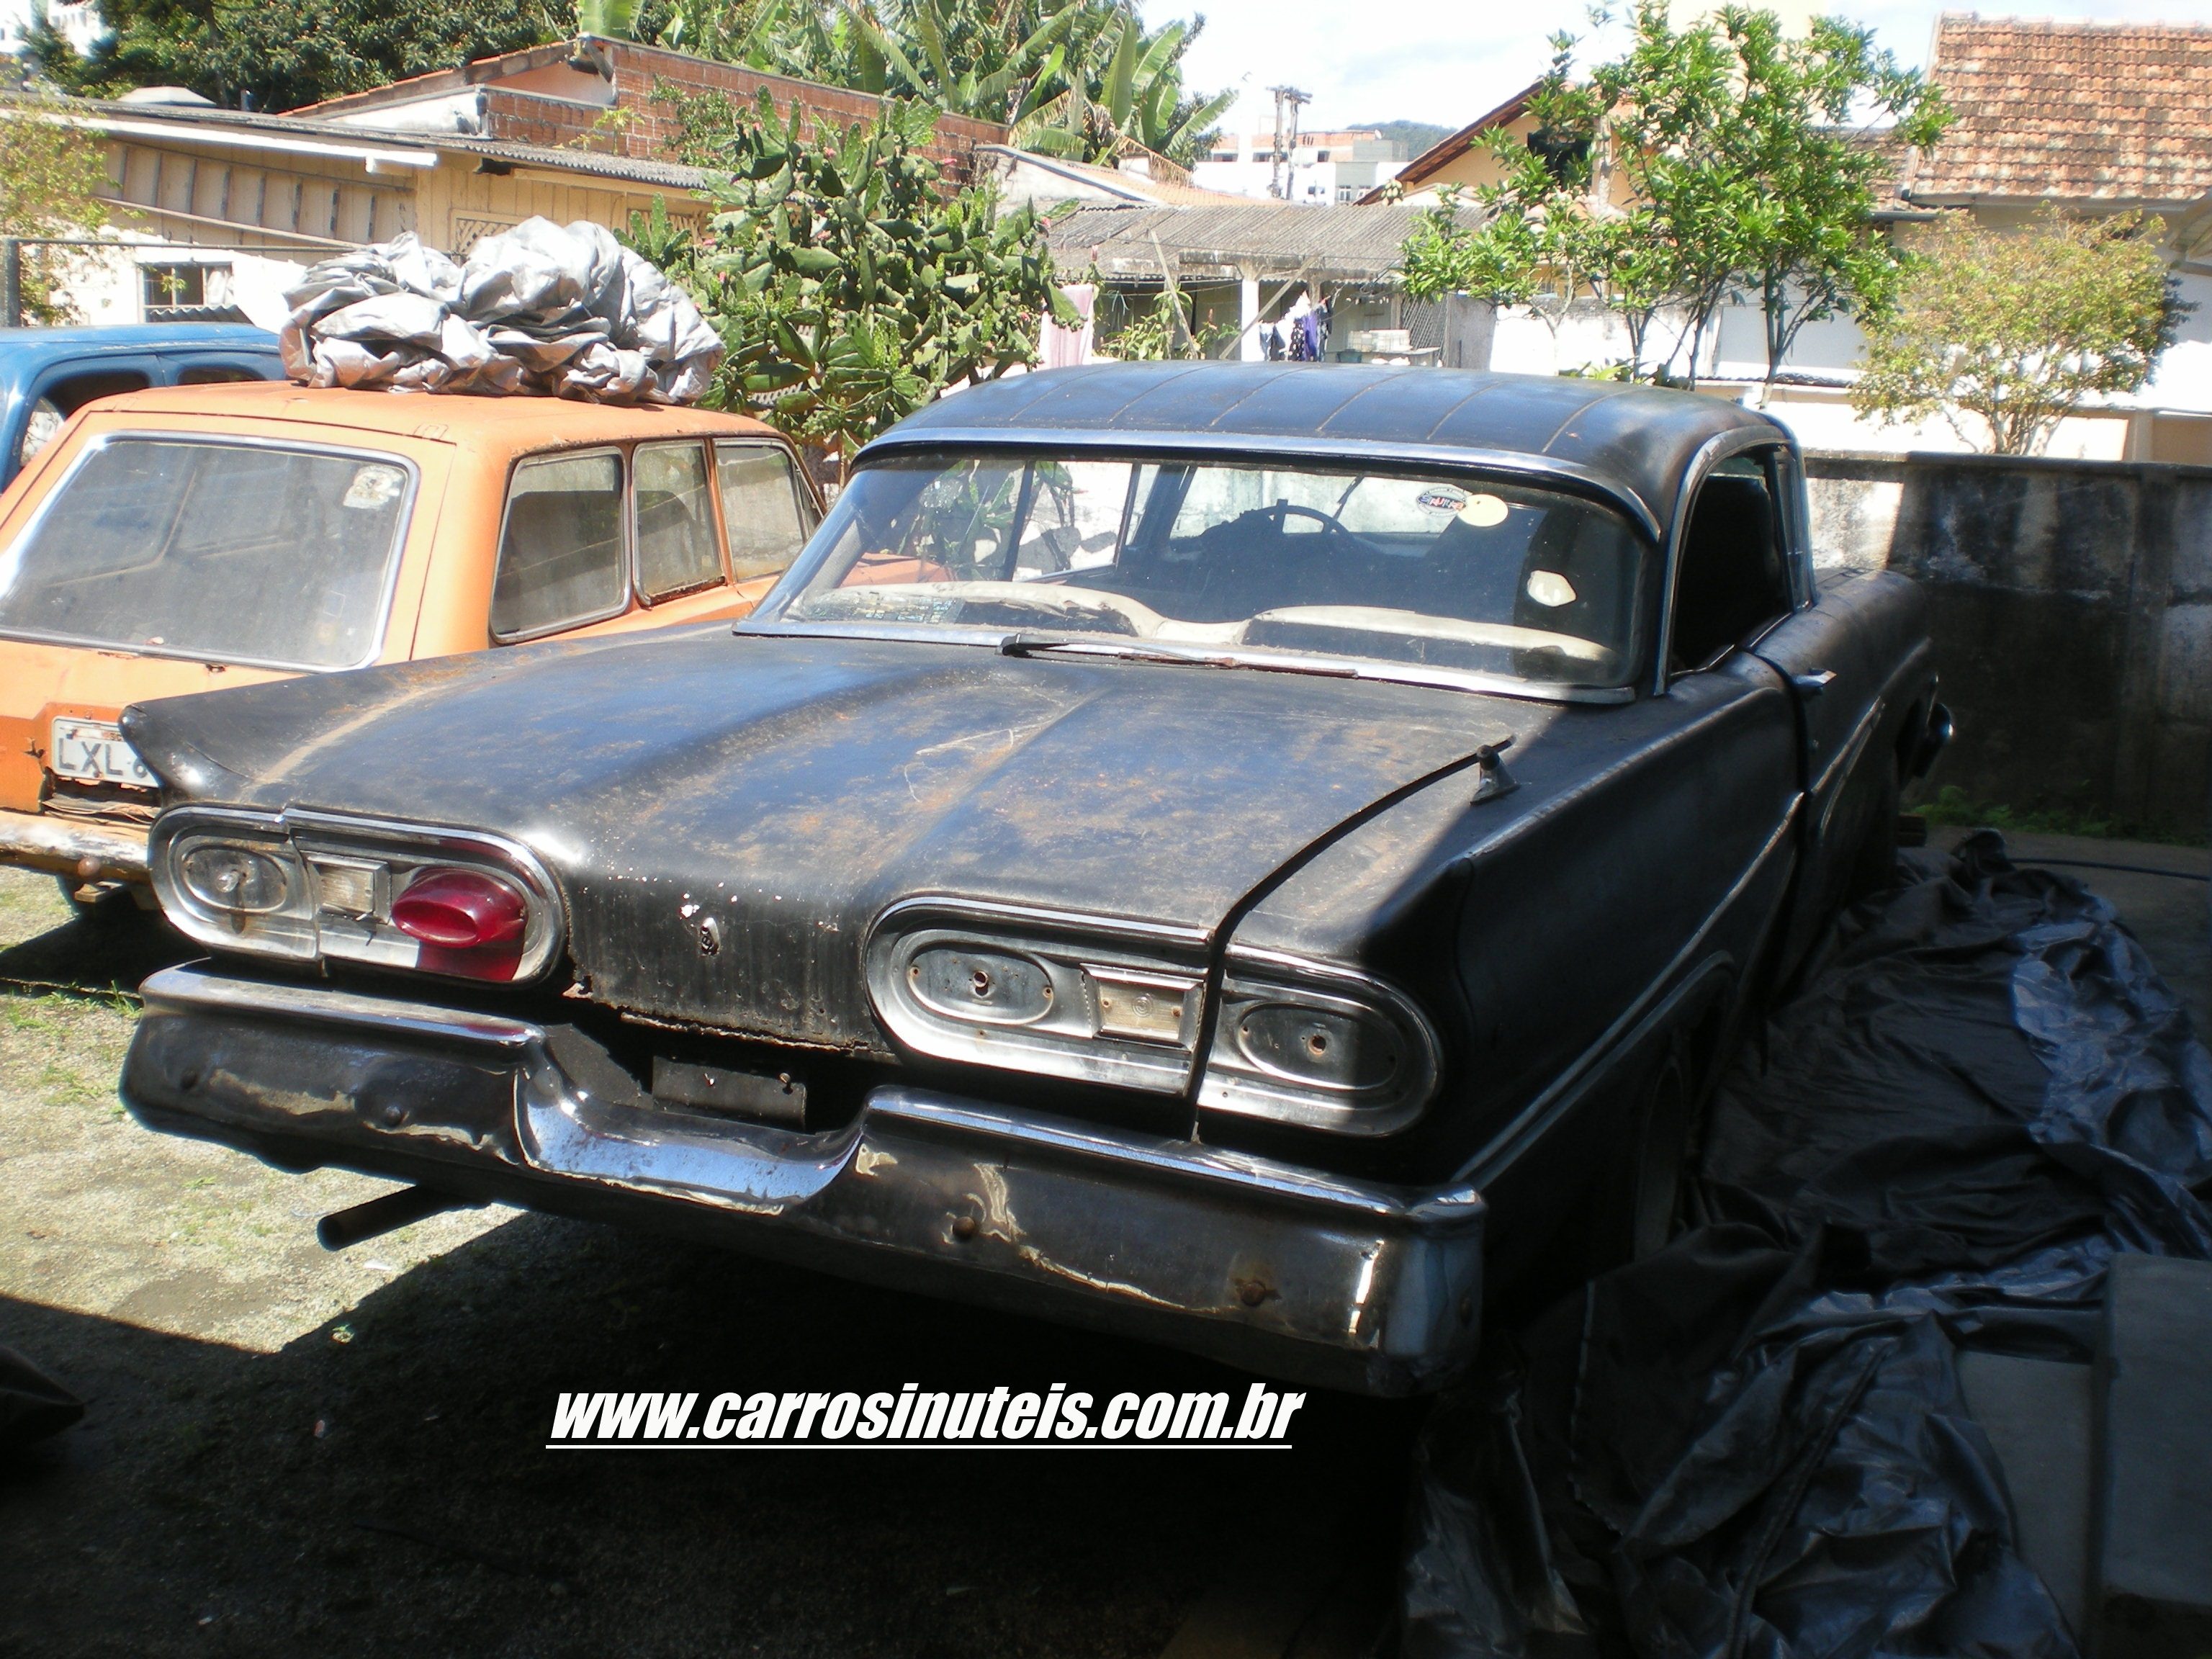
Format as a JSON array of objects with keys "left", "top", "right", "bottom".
[{"left": 124, "top": 628, "right": 1515, "bottom": 1049}]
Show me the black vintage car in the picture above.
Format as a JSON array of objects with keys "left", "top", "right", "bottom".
[{"left": 116, "top": 366, "right": 1946, "bottom": 1394}]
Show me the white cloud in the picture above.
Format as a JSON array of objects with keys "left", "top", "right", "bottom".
[{"left": 1148, "top": 0, "right": 2212, "bottom": 137}]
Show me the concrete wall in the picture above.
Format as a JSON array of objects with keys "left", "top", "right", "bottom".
[{"left": 1807, "top": 452, "right": 2212, "bottom": 837}]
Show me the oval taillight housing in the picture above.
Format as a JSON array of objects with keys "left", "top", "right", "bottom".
[{"left": 392, "top": 869, "right": 526, "bottom": 950}]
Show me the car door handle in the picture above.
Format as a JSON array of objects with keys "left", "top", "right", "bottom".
[{"left": 1791, "top": 670, "right": 1838, "bottom": 697}]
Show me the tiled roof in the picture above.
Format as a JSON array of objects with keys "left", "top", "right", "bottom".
[{"left": 1911, "top": 14, "right": 2212, "bottom": 204}]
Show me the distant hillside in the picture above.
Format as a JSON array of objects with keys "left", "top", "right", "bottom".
[{"left": 1355, "top": 120, "right": 1454, "bottom": 157}]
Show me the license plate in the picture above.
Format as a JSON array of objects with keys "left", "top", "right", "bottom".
[{"left": 50, "top": 718, "right": 156, "bottom": 790}]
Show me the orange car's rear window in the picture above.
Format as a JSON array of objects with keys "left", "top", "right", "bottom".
[{"left": 0, "top": 435, "right": 413, "bottom": 670}]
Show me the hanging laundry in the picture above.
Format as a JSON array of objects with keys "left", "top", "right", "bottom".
[{"left": 1037, "top": 282, "right": 1096, "bottom": 369}]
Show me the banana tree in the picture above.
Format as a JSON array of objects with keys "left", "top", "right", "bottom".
[
  {"left": 1008, "top": 10, "right": 1233, "bottom": 167},
  {"left": 629, "top": 1, "right": 1231, "bottom": 167}
]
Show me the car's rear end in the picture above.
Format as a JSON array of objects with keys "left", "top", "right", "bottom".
[{"left": 0, "top": 387, "right": 449, "bottom": 891}]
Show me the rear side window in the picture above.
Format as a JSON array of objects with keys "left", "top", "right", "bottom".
[
  {"left": 635, "top": 441, "right": 723, "bottom": 601},
  {"left": 715, "top": 443, "right": 809, "bottom": 582},
  {"left": 1669, "top": 455, "right": 1794, "bottom": 673},
  {"left": 0, "top": 437, "right": 409, "bottom": 669},
  {"left": 492, "top": 451, "right": 625, "bottom": 640},
  {"left": 177, "top": 364, "right": 264, "bottom": 386}
]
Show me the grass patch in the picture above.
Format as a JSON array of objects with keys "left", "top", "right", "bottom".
[{"left": 1914, "top": 785, "right": 2209, "bottom": 848}]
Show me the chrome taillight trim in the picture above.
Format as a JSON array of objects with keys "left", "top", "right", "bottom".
[
  {"left": 863, "top": 896, "right": 1209, "bottom": 1094},
  {"left": 148, "top": 805, "right": 567, "bottom": 983},
  {"left": 1198, "top": 953, "right": 1442, "bottom": 1136}
]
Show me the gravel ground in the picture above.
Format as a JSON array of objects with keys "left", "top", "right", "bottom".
[{"left": 0, "top": 871, "right": 1414, "bottom": 1658}]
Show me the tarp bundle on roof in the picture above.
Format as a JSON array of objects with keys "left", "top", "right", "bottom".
[{"left": 279, "top": 218, "right": 723, "bottom": 404}]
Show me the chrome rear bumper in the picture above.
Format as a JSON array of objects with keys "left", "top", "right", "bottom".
[
  {"left": 122, "top": 964, "right": 1487, "bottom": 1395},
  {"left": 0, "top": 806, "right": 149, "bottom": 882}
]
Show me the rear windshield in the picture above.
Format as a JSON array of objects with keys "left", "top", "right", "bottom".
[
  {"left": 0, "top": 436, "right": 411, "bottom": 670},
  {"left": 779, "top": 456, "right": 1647, "bottom": 689}
]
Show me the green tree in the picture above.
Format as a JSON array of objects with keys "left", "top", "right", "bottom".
[
  {"left": 657, "top": 91, "right": 1075, "bottom": 461},
  {"left": 27, "top": 0, "right": 561, "bottom": 112},
  {"left": 1851, "top": 207, "right": 2182, "bottom": 457},
  {"left": 1004, "top": 7, "right": 1235, "bottom": 168},
  {"left": 1701, "top": 6, "right": 1949, "bottom": 380},
  {"left": 0, "top": 104, "right": 111, "bottom": 325},
  {"left": 1399, "top": 3, "right": 1947, "bottom": 385}
]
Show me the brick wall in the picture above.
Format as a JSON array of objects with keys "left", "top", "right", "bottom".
[
  {"left": 474, "top": 42, "right": 1010, "bottom": 183},
  {"left": 480, "top": 90, "right": 608, "bottom": 151}
]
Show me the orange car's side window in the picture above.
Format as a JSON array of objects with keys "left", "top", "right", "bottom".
[
  {"left": 714, "top": 443, "right": 811, "bottom": 583},
  {"left": 636, "top": 441, "right": 724, "bottom": 602},
  {"left": 490, "top": 451, "right": 627, "bottom": 642}
]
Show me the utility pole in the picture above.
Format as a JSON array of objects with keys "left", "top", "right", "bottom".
[
  {"left": 1267, "top": 86, "right": 1310, "bottom": 201},
  {"left": 2, "top": 241, "right": 21, "bottom": 330}
]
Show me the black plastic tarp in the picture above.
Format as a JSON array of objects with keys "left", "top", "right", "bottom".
[
  {"left": 1403, "top": 832, "right": 2212, "bottom": 1658},
  {"left": 0, "top": 1345, "right": 83, "bottom": 1452}
]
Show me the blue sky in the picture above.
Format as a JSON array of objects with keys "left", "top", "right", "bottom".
[{"left": 1148, "top": 0, "right": 2212, "bottom": 138}]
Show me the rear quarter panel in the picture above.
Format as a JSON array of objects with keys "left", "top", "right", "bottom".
[
  {"left": 1226, "top": 662, "right": 1799, "bottom": 1272},
  {"left": 1449, "top": 660, "right": 1799, "bottom": 1282}
]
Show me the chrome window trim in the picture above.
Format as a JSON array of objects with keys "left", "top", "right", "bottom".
[
  {"left": 0, "top": 428, "right": 420, "bottom": 674},
  {"left": 489, "top": 444, "right": 631, "bottom": 645},
  {"left": 845, "top": 432, "right": 1665, "bottom": 543},
  {"left": 746, "top": 447, "right": 1653, "bottom": 702},
  {"left": 1653, "top": 429, "right": 1800, "bottom": 698}
]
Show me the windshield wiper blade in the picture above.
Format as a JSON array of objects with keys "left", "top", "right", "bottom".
[
  {"left": 998, "top": 630, "right": 1228, "bottom": 666},
  {"left": 997, "top": 631, "right": 1358, "bottom": 679}
]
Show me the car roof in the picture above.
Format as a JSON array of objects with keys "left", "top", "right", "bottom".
[
  {"left": 0, "top": 323, "right": 282, "bottom": 368},
  {"left": 858, "top": 363, "right": 1792, "bottom": 539},
  {"left": 73, "top": 379, "right": 787, "bottom": 447}
]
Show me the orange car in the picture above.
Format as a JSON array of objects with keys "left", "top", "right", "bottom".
[{"left": 0, "top": 380, "right": 819, "bottom": 899}]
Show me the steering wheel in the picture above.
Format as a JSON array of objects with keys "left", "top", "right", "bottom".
[{"left": 1269, "top": 503, "right": 1388, "bottom": 561}]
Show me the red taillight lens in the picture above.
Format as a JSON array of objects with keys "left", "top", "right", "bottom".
[{"left": 392, "top": 869, "right": 526, "bottom": 950}]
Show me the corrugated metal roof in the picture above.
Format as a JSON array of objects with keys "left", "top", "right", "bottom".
[
  {"left": 980, "top": 145, "right": 1246, "bottom": 207},
  {"left": 424, "top": 135, "right": 709, "bottom": 190},
  {"left": 10, "top": 94, "right": 713, "bottom": 192},
  {"left": 1046, "top": 202, "right": 1455, "bottom": 284}
]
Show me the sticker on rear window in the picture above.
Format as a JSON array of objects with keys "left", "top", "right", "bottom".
[
  {"left": 1457, "top": 493, "right": 1509, "bottom": 527},
  {"left": 343, "top": 464, "right": 405, "bottom": 511},
  {"left": 1417, "top": 487, "right": 1467, "bottom": 514}
]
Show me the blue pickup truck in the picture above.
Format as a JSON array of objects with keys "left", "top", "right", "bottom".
[{"left": 0, "top": 323, "right": 284, "bottom": 488}]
